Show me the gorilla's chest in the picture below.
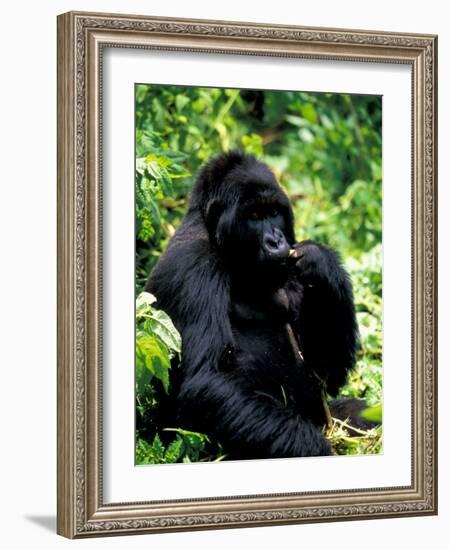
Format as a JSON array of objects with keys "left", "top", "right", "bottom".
[{"left": 229, "top": 295, "right": 306, "bottom": 402}]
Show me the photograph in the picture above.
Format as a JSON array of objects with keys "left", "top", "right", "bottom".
[{"left": 134, "top": 84, "right": 383, "bottom": 465}]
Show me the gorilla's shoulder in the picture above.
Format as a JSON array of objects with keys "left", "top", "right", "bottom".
[
  {"left": 164, "top": 208, "right": 210, "bottom": 256},
  {"left": 146, "top": 208, "right": 226, "bottom": 322}
]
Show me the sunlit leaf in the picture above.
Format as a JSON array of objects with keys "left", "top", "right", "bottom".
[
  {"left": 361, "top": 404, "right": 383, "bottom": 423},
  {"left": 136, "top": 334, "right": 170, "bottom": 393}
]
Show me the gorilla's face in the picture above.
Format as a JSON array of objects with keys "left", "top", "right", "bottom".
[
  {"left": 196, "top": 153, "right": 296, "bottom": 282},
  {"left": 213, "top": 182, "right": 295, "bottom": 273},
  {"left": 237, "top": 199, "right": 291, "bottom": 263}
]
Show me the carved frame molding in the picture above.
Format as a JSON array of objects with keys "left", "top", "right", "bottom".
[{"left": 57, "top": 11, "right": 437, "bottom": 538}]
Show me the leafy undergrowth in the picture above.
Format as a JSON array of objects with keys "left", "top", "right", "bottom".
[
  {"left": 136, "top": 430, "right": 226, "bottom": 466},
  {"left": 327, "top": 419, "right": 382, "bottom": 457}
]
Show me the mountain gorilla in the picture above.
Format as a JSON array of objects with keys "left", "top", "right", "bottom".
[{"left": 146, "top": 151, "right": 359, "bottom": 459}]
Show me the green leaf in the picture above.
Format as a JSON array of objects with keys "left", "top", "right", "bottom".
[
  {"left": 175, "top": 94, "right": 190, "bottom": 112},
  {"left": 147, "top": 309, "right": 181, "bottom": 356},
  {"left": 299, "top": 127, "right": 315, "bottom": 143},
  {"left": 147, "top": 196, "right": 161, "bottom": 236},
  {"left": 136, "top": 292, "right": 157, "bottom": 316},
  {"left": 285, "top": 114, "right": 308, "bottom": 127},
  {"left": 151, "top": 433, "right": 165, "bottom": 460},
  {"left": 136, "top": 334, "right": 171, "bottom": 393},
  {"left": 158, "top": 166, "right": 174, "bottom": 196},
  {"left": 135, "top": 438, "right": 152, "bottom": 464},
  {"left": 135, "top": 157, "right": 147, "bottom": 175},
  {"left": 361, "top": 404, "right": 383, "bottom": 423},
  {"left": 144, "top": 159, "right": 162, "bottom": 180},
  {"left": 301, "top": 103, "right": 318, "bottom": 124},
  {"left": 164, "top": 436, "right": 184, "bottom": 463},
  {"left": 135, "top": 358, "right": 153, "bottom": 396},
  {"left": 241, "top": 133, "right": 264, "bottom": 156}
]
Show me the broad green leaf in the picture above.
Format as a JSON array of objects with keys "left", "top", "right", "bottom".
[
  {"left": 135, "top": 157, "right": 147, "bottom": 175},
  {"left": 299, "top": 127, "right": 315, "bottom": 144},
  {"left": 144, "top": 153, "right": 172, "bottom": 168},
  {"left": 165, "top": 428, "right": 210, "bottom": 445},
  {"left": 136, "top": 334, "right": 171, "bottom": 393},
  {"left": 158, "top": 166, "right": 174, "bottom": 196},
  {"left": 144, "top": 159, "right": 174, "bottom": 197},
  {"left": 144, "top": 159, "right": 162, "bottom": 180},
  {"left": 136, "top": 291, "right": 157, "bottom": 315},
  {"left": 175, "top": 94, "right": 190, "bottom": 112},
  {"left": 285, "top": 114, "right": 308, "bottom": 127},
  {"left": 361, "top": 404, "right": 383, "bottom": 423},
  {"left": 147, "top": 309, "right": 181, "bottom": 356},
  {"left": 135, "top": 347, "right": 153, "bottom": 395},
  {"left": 301, "top": 103, "right": 318, "bottom": 124}
]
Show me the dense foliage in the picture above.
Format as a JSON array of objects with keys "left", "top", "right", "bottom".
[{"left": 135, "top": 85, "right": 383, "bottom": 463}]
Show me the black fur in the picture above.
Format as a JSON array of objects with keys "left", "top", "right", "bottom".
[{"left": 146, "top": 151, "right": 359, "bottom": 459}]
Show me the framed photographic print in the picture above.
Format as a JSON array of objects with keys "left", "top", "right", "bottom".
[{"left": 57, "top": 11, "right": 438, "bottom": 538}]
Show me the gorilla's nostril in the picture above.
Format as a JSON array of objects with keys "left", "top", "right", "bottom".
[
  {"left": 273, "top": 228, "right": 282, "bottom": 240},
  {"left": 265, "top": 236, "right": 278, "bottom": 249}
]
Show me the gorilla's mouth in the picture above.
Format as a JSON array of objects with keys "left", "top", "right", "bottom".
[{"left": 261, "top": 228, "right": 290, "bottom": 261}]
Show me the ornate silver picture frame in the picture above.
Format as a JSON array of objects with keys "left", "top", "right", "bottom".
[{"left": 57, "top": 11, "right": 437, "bottom": 538}]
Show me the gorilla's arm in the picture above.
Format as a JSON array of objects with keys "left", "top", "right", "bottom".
[
  {"left": 177, "top": 363, "right": 331, "bottom": 458},
  {"left": 289, "top": 240, "right": 359, "bottom": 396}
]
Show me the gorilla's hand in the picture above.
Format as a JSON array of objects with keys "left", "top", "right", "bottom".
[{"left": 293, "top": 240, "right": 340, "bottom": 288}]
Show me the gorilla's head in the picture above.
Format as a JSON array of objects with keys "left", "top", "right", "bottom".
[{"left": 190, "top": 152, "right": 296, "bottom": 278}]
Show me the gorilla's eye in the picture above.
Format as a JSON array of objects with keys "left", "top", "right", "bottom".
[
  {"left": 269, "top": 207, "right": 278, "bottom": 217},
  {"left": 248, "top": 209, "right": 261, "bottom": 220}
]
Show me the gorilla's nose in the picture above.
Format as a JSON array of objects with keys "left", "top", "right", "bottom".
[{"left": 263, "top": 228, "right": 289, "bottom": 258}]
